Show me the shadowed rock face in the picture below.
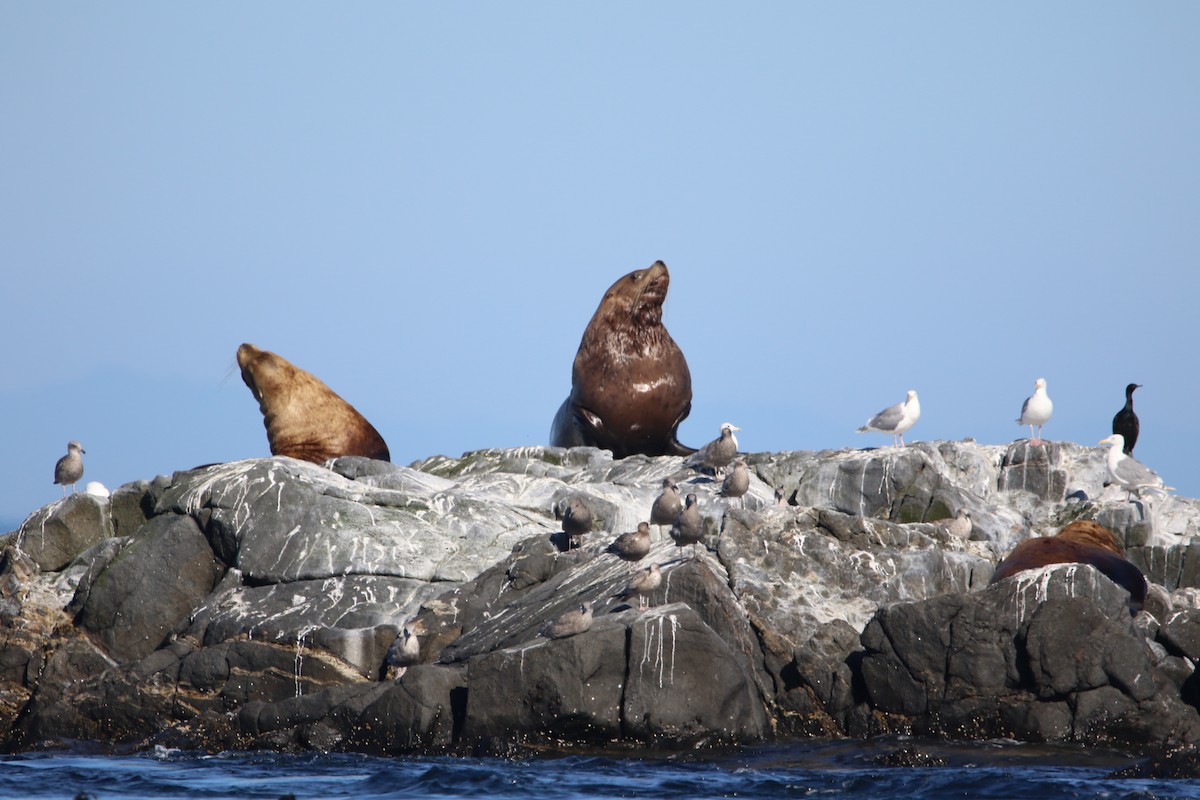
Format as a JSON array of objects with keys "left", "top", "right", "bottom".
[{"left": 1, "top": 442, "right": 1200, "bottom": 754}]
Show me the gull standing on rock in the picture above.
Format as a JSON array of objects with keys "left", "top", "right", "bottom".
[
  {"left": 385, "top": 619, "right": 425, "bottom": 674},
  {"left": 940, "top": 509, "right": 973, "bottom": 539},
  {"left": 687, "top": 423, "right": 741, "bottom": 474},
  {"left": 560, "top": 496, "right": 593, "bottom": 551},
  {"left": 53, "top": 441, "right": 86, "bottom": 496},
  {"left": 719, "top": 459, "right": 750, "bottom": 509},
  {"left": 613, "top": 563, "right": 662, "bottom": 610},
  {"left": 1016, "top": 378, "right": 1053, "bottom": 445},
  {"left": 1099, "top": 434, "right": 1171, "bottom": 500},
  {"left": 607, "top": 522, "right": 652, "bottom": 568},
  {"left": 670, "top": 493, "right": 705, "bottom": 558},
  {"left": 650, "top": 478, "right": 683, "bottom": 533},
  {"left": 857, "top": 391, "right": 920, "bottom": 447},
  {"left": 539, "top": 601, "right": 593, "bottom": 639},
  {"left": 1112, "top": 383, "right": 1141, "bottom": 455}
]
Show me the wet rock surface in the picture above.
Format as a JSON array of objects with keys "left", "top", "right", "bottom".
[{"left": 1, "top": 442, "right": 1199, "bottom": 754}]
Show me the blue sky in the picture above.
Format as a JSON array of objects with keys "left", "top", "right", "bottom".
[{"left": 2, "top": 4, "right": 1198, "bottom": 528}]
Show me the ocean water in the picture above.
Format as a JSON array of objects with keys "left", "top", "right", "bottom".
[{"left": 2, "top": 739, "right": 1199, "bottom": 800}]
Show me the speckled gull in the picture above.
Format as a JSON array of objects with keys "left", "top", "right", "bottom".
[
  {"left": 1099, "top": 433, "right": 1171, "bottom": 499},
  {"left": 857, "top": 390, "right": 920, "bottom": 447},
  {"left": 53, "top": 441, "right": 86, "bottom": 496},
  {"left": 1016, "top": 378, "right": 1053, "bottom": 444}
]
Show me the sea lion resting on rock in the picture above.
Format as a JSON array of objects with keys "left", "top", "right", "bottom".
[
  {"left": 550, "top": 261, "right": 695, "bottom": 458},
  {"left": 236, "top": 342, "right": 391, "bottom": 464},
  {"left": 991, "top": 520, "right": 1145, "bottom": 609}
]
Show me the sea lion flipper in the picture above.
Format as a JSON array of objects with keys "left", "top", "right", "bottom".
[
  {"left": 574, "top": 404, "right": 606, "bottom": 441},
  {"left": 664, "top": 403, "right": 697, "bottom": 456}
]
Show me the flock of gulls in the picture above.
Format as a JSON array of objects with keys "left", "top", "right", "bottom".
[{"left": 51, "top": 377, "right": 1170, "bottom": 651}]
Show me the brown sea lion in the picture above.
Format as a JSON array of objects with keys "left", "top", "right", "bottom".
[
  {"left": 549, "top": 261, "right": 696, "bottom": 458},
  {"left": 990, "top": 522, "right": 1145, "bottom": 608},
  {"left": 236, "top": 342, "right": 391, "bottom": 464}
]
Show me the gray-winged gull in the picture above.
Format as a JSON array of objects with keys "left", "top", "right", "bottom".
[
  {"left": 1099, "top": 433, "right": 1171, "bottom": 499},
  {"left": 53, "top": 441, "right": 86, "bottom": 496},
  {"left": 607, "top": 522, "right": 652, "bottom": 567},
  {"left": 650, "top": 478, "right": 682, "bottom": 532},
  {"left": 857, "top": 391, "right": 920, "bottom": 447},
  {"left": 719, "top": 459, "right": 750, "bottom": 509},
  {"left": 613, "top": 563, "right": 662, "bottom": 610},
  {"left": 1016, "top": 378, "right": 1053, "bottom": 444},
  {"left": 669, "top": 492, "right": 705, "bottom": 558}
]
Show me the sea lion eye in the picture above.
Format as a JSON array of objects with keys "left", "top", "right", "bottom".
[{"left": 631, "top": 271, "right": 642, "bottom": 281}]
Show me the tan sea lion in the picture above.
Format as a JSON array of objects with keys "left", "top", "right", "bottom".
[
  {"left": 549, "top": 260, "right": 696, "bottom": 458},
  {"left": 236, "top": 342, "right": 391, "bottom": 464}
]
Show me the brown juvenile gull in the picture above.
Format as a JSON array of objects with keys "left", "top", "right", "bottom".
[
  {"left": 719, "top": 459, "right": 750, "bottom": 509},
  {"left": 613, "top": 563, "right": 663, "bottom": 610},
  {"left": 1112, "top": 383, "right": 1141, "bottom": 455},
  {"left": 607, "top": 522, "right": 652, "bottom": 567},
  {"left": 560, "top": 495, "right": 593, "bottom": 551},
  {"left": 539, "top": 601, "right": 593, "bottom": 639},
  {"left": 686, "top": 422, "right": 741, "bottom": 474},
  {"left": 650, "top": 478, "right": 683, "bottom": 532},
  {"left": 53, "top": 441, "right": 86, "bottom": 496},
  {"left": 857, "top": 390, "right": 920, "bottom": 447},
  {"left": 670, "top": 492, "right": 705, "bottom": 558},
  {"left": 940, "top": 509, "right": 973, "bottom": 539},
  {"left": 1016, "top": 378, "right": 1053, "bottom": 445},
  {"left": 385, "top": 619, "right": 425, "bottom": 672},
  {"left": 1099, "top": 434, "right": 1171, "bottom": 500}
]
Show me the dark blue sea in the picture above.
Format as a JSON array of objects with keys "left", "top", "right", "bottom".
[{"left": 2, "top": 739, "right": 1199, "bottom": 800}]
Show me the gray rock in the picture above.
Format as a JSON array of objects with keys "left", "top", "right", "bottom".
[{"left": 14, "top": 494, "right": 113, "bottom": 572}]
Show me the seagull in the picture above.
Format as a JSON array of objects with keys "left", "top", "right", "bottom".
[
  {"left": 669, "top": 493, "right": 705, "bottom": 558},
  {"left": 1112, "top": 383, "right": 1141, "bottom": 455},
  {"left": 53, "top": 441, "right": 86, "bottom": 496},
  {"left": 612, "top": 563, "right": 662, "bottom": 610},
  {"left": 650, "top": 478, "right": 683, "bottom": 532},
  {"left": 857, "top": 391, "right": 920, "bottom": 447},
  {"left": 1099, "top": 434, "right": 1171, "bottom": 500},
  {"left": 1016, "top": 378, "right": 1053, "bottom": 445},
  {"left": 719, "top": 459, "right": 750, "bottom": 509},
  {"left": 559, "top": 495, "right": 593, "bottom": 551},
  {"left": 686, "top": 423, "right": 740, "bottom": 474},
  {"left": 940, "top": 509, "right": 973, "bottom": 539},
  {"left": 607, "top": 522, "right": 652, "bottom": 568},
  {"left": 539, "top": 601, "right": 593, "bottom": 639},
  {"left": 385, "top": 619, "right": 425, "bottom": 671}
]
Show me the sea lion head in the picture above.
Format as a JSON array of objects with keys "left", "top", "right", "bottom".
[{"left": 583, "top": 260, "right": 671, "bottom": 345}]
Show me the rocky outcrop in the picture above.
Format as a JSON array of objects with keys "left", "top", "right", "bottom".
[{"left": 1, "top": 440, "right": 1199, "bottom": 755}]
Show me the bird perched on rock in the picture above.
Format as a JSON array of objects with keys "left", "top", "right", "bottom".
[
  {"left": 613, "top": 563, "right": 662, "bottom": 610},
  {"left": 650, "top": 478, "right": 683, "bottom": 531},
  {"left": 774, "top": 487, "right": 787, "bottom": 506},
  {"left": 539, "top": 601, "right": 593, "bottom": 639},
  {"left": 670, "top": 493, "right": 705, "bottom": 558},
  {"left": 687, "top": 423, "right": 740, "bottom": 474},
  {"left": 1112, "top": 383, "right": 1141, "bottom": 455},
  {"left": 857, "top": 391, "right": 920, "bottom": 447},
  {"left": 53, "top": 441, "right": 86, "bottom": 496},
  {"left": 385, "top": 619, "right": 425, "bottom": 672},
  {"left": 1099, "top": 434, "right": 1171, "bottom": 500},
  {"left": 607, "top": 522, "right": 652, "bottom": 567},
  {"left": 559, "top": 495, "right": 593, "bottom": 550},
  {"left": 940, "top": 509, "right": 972, "bottom": 539},
  {"left": 719, "top": 459, "right": 750, "bottom": 509},
  {"left": 1016, "top": 378, "right": 1053, "bottom": 444}
]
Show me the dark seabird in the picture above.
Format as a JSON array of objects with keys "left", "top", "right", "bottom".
[
  {"left": 560, "top": 495, "right": 593, "bottom": 550},
  {"left": 774, "top": 487, "right": 787, "bottom": 506},
  {"left": 719, "top": 459, "right": 750, "bottom": 509},
  {"left": 53, "top": 441, "right": 86, "bottom": 496},
  {"left": 686, "top": 422, "right": 741, "bottom": 474},
  {"left": 1016, "top": 378, "right": 1053, "bottom": 444},
  {"left": 607, "top": 522, "right": 652, "bottom": 567},
  {"left": 1099, "top": 434, "right": 1171, "bottom": 500},
  {"left": 650, "top": 478, "right": 683, "bottom": 531},
  {"left": 613, "top": 563, "right": 662, "bottom": 610},
  {"left": 539, "top": 601, "right": 593, "bottom": 639},
  {"left": 385, "top": 619, "right": 424, "bottom": 669},
  {"left": 857, "top": 390, "right": 920, "bottom": 447},
  {"left": 669, "top": 492, "right": 705, "bottom": 558},
  {"left": 1112, "top": 383, "right": 1141, "bottom": 455}
]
